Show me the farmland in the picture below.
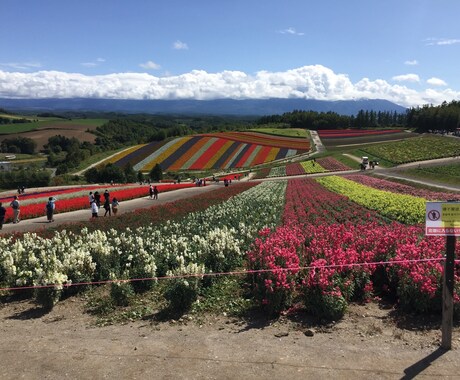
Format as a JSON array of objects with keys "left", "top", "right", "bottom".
[
  {"left": 105, "top": 131, "right": 310, "bottom": 172},
  {"left": 0, "top": 118, "right": 107, "bottom": 150}
]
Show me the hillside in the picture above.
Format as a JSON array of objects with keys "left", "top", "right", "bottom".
[
  {"left": 104, "top": 131, "right": 310, "bottom": 172},
  {"left": 0, "top": 98, "right": 407, "bottom": 116}
]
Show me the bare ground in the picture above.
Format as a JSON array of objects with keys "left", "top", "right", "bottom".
[{"left": 0, "top": 294, "right": 459, "bottom": 380}]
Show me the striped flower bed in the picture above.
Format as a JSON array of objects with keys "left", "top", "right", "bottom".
[
  {"left": 107, "top": 131, "right": 310, "bottom": 172},
  {"left": 318, "top": 129, "right": 404, "bottom": 138},
  {"left": 316, "top": 157, "right": 351, "bottom": 171},
  {"left": 286, "top": 163, "right": 305, "bottom": 176},
  {"left": 300, "top": 160, "right": 327, "bottom": 174}
]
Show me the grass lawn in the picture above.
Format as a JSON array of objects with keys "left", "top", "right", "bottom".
[
  {"left": 398, "top": 161, "right": 460, "bottom": 186},
  {"left": 249, "top": 127, "right": 308, "bottom": 138},
  {"left": 0, "top": 118, "right": 107, "bottom": 134}
]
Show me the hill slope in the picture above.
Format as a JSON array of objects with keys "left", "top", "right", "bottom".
[{"left": 0, "top": 98, "right": 406, "bottom": 116}]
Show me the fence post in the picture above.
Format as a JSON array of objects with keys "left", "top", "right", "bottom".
[{"left": 441, "top": 235, "right": 456, "bottom": 350}]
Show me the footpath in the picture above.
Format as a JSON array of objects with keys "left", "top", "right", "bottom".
[{"left": 0, "top": 183, "right": 221, "bottom": 235}]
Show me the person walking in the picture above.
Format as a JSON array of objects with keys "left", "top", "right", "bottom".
[
  {"left": 0, "top": 202, "right": 6, "bottom": 230},
  {"left": 103, "top": 189, "right": 110, "bottom": 202},
  {"left": 103, "top": 197, "right": 111, "bottom": 216},
  {"left": 45, "top": 196, "right": 56, "bottom": 222},
  {"left": 94, "top": 191, "right": 101, "bottom": 208},
  {"left": 91, "top": 201, "right": 99, "bottom": 218},
  {"left": 111, "top": 197, "right": 119, "bottom": 216},
  {"left": 149, "top": 185, "right": 154, "bottom": 199},
  {"left": 89, "top": 191, "right": 95, "bottom": 205},
  {"left": 10, "top": 195, "right": 20, "bottom": 224},
  {"left": 153, "top": 186, "right": 159, "bottom": 200}
]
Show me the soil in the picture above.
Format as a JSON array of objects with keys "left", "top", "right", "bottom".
[{"left": 1, "top": 294, "right": 459, "bottom": 379}]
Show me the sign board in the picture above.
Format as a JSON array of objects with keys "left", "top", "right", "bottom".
[{"left": 426, "top": 201, "right": 460, "bottom": 236}]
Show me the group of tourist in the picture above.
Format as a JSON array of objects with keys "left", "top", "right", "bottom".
[{"left": 89, "top": 190, "right": 119, "bottom": 218}]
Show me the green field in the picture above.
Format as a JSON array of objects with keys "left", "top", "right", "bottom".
[
  {"left": 249, "top": 127, "right": 308, "bottom": 138},
  {"left": 358, "top": 136, "right": 460, "bottom": 165},
  {"left": 0, "top": 118, "right": 108, "bottom": 134},
  {"left": 399, "top": 161, "right": 460, "bottom": 186}
]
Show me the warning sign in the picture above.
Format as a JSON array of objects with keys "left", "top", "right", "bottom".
[{"left": 426, "top": 202, "right": 460, "bottom": 236}]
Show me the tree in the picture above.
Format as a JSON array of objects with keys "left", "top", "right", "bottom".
[
  {"left": 123, "top": 163, "right": 137, "bottom": 183},
  {"left": 149, "top": 163, "right": 163, "bottom": 182}
]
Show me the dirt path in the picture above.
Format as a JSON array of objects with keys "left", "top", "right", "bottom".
[{"left": 0, "top": 297, "right": 459, "bottom": 379}]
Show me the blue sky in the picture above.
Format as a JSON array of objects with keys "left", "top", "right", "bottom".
[{"left": 1, "top": 0, "right": 459, "bottom": 107}]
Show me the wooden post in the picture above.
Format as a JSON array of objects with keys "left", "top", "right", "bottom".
[{"left": 441, "top": 235, "right": 456, "bottom": 350}]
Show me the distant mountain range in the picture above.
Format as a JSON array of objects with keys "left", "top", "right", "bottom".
[{"left": 0, "top": 98, "right": 407, "bottom": 116}]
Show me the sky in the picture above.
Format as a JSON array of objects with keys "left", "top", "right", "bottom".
[{"left": 1, "top": 0, "right": 460, "bottom": 107}]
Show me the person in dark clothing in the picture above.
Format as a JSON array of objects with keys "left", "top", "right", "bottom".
[
  {"left": 103, "top": 198, "right": 111, "bottom": 216},
  {"left": 0, "top": 202, "right": 6, "bottom": 229},
  {"left": 103, "top": 190, "right": 110, "bottom": 202},
  {"left": 149, "top": 185, "right": 154, "bottom": 199},
  {"left": 153, "top": 186, "right": 159, "bottom": 200},
  {"left": 94, "top": 191, "right": 101, "bottom": 207},
  {"left": 45, "top": 197, "right": 56, "bottom": 222}
]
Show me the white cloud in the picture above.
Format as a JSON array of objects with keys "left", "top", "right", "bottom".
[
  {"left": 426, "top": 77, "right": 447, "bottom": 86},
  {"left": 425, "top": 38, "right": 460, "bottom": 46},
  {"left": 392, "top": 74, "right": 420, "bottom": 83},
  {"left": 139, "top": 60, "right": 161, "bottom": 70},
  {"left": 0, "top": 65, "right": 459, "bottom": 107},
  {"left": 404, "top": 60, "right": 418, "bottom": 66},
  {"left": 278, "top": 27, "right": 304, "bottom": 36},
  {"left": 81, "top": 58, "right": 106, "bottom": 67},
  {"left": 0, "top": 62, "right": 41, "bottom": 71},
  {"left": 173, "top": 40, "right": 189, "bottom": 50}
]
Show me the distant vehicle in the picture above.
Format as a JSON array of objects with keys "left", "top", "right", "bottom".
[
  {"left": 361, "top": 156, "right": 369, "bottom": 165},
  {"left": 4, "top": 155, "right": 16, "bottom": 160}
]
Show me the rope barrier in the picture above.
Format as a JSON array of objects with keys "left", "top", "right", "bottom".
[{"left": 1, "top": 257, "right": 457, "bottom": 293}]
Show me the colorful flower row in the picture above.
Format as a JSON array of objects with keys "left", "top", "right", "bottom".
[
  {"left": 267, "top": 166, "right": 286, "bottom": 178},
  {"left": 318, "top": 129, "right": 404, "bottom": 138},
  {"left": 316, "top": 157, "right": 351, "bottom": 171},
  {"left": 104, "top": 132, "right": 309, "bottom": 172},
  {"left": 246, "top": 178, "right": 460, "bottom": 317},
  {"left": 345, "top": 174, "right": 460, "bottom": 201},
  {"left": 300, "top": 160, "right": 327, "bottom": 174},
  {"left": 315, "top": 175, "right": 426, "bottom": 224},
  {"left": 200, "top": 131, "right": 310, "bottom": 150},
  {"left": 0, "top": 181, "right": 286, "bottom": 308},
  {"left": 1, "top": 183, "right": 195, "bottom": 223}
]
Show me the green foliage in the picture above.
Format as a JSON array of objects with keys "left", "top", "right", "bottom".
[
  {"left": 110, "top": 282, "right": 135, "bottom": 307},
  {"left": 258, "top": 109, "right": 406, "bottom": 130},
  {"left": 304, "top": 288, "right": 348, "bottom": 321},
  {"left": 407, "top": 100, "right": 460, "bottom": 132},
  {"left": 164, "top": 279, "right": 199, "bottom": 313},
  {"left": 84, "top": 163, "right": 127, "bottom": 184},
  {"left": 0, "top": 136, "right": 37, "bottom": 154},
  {"left": 360, "top": 136, "right": 460, "bottom": 165},
  {"left": 149, "top": 163, "right": 163, "bottom": 181},
  {"left": 0, "top": 168, "right": 50, "bottom": 189}
]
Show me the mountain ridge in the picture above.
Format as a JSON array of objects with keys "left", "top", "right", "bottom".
[{"left": 0, "top": 98, "right": 407, "bottom": 116}]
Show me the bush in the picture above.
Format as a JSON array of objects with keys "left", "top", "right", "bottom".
[
  {"left": 110, "top": 282, "right": 135, "bottom": 306},
  {"left": 304, "top": 288, "right": 347, "bottom": 321}
]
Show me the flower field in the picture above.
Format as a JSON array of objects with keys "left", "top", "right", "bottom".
[
  {"left": 359, "top": 136, "right": 460, "bottom": 165},
  {"left": 103, "top": 132, "right": 310, "bottom": 171},
  {"left": 1, "top": 175, "right": 458, "bottom": 320},
  {"left": 318, "top": 129, "right": 404, "bottom": 138},
  {"left": 345, "top": 174, "right": 460, "bottom": 201},
  {"left": 0, "top": 183, "right": 195, "bottom": 223}
]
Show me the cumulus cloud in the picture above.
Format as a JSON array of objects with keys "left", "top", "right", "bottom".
[
  {"left": 0, "top": 65, "right": 459, "bottom": 107},
  {"left": 404, "top": 60, "right": 418, "bottom": 66},
  {"left": 139, "top": 60, "right": 161, "bottom": 70},
  {"left": 392, "top": 74, "right": 420, "bottom": 83},
  {"left": 173, "top": 40, "right": 189, "bottom": 50},
  {"left": 426, "top": 77, "right": 447, "bottom": 86},
  {"left": 278, "top": 27, "right": 304, "bottom": 36}
]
